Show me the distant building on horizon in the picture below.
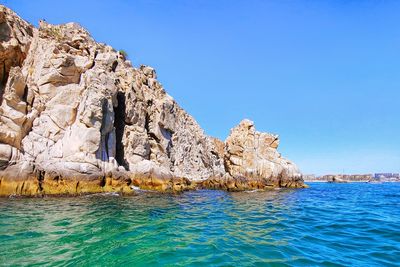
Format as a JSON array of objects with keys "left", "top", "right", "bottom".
[{"left": 374, "top": 173, "right": 400, "bottom": 179}]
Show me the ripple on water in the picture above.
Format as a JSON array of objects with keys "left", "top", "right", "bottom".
[{"left": 0, "top": 183, "right": 400, "bottom": 266}]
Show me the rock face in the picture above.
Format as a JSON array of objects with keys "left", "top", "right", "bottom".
[
  {"left": 0, "top": 5, "right": 305, "bottom": 196},
  {"left": 224, "top": 120, "right": 302, "bottom": 187},
  {"left": 201, "top": 120, "right": 304, "bottom": 191}
]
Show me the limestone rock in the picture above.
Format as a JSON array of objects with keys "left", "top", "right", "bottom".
[
  {"left": 223, "top": 119, "right": 304, "bottom": 188},
  {"left": 0, "top": 5, "right": 33, "bottom": 98},
  {"left": 0, "top": 5, "right": 304, "bottom": 196}
]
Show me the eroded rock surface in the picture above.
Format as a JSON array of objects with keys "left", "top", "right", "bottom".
[
  {"left": 0, "top": 5, "right": 304, "bottom": 196},
  {"left": 223, "top": 119, "right": 304, "bottom": 188}
]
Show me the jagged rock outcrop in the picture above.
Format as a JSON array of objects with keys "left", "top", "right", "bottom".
[
  {"left": 200, "top": 120, "right": 304, "bottom": 191},
  {"left": 224, "top": 119, "right": 303, "bottom": 188},
  {"left": 224, "top": 120, "right": 301, "bottom": 187},
  {"left": 0, "top": 5, "right": 305, "bottom": 196}
]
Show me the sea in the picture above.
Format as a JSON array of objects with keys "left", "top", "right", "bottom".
[{"left": 0, "top": 183, "right": 399, "bottom": 266}]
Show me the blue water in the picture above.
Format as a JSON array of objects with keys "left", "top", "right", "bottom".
[{"left": 0, "top": 183, "right": 399, "bottom": 266}]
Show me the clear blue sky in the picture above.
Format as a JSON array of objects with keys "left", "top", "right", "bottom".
[{"left": 3, "top": 0, "right": 399, "bottom": 175}]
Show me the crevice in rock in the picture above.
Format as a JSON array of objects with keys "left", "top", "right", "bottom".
[
  {"left": 114, "top": 92, "right": 128, "bottom": 169},
  {"left": 144, "top": 108, "right": 160, "bottom": 144},
  {"left": 148, "top": 131, "right": 160, "bottom": 143},
  {"left": 0, "top": 61, "right": 7, "bottom": 104},
  {"left": 20, "top": 181, "right": 25, "bottom": 194},
  {"left": 144, "top": 100, "right": 153, "bottom": 133},
  {"left": 104, "top": 133, "right": 109, "bottom": 160},
  {"left": 37, "top": 170, "right": 45, "bottom": 192},
  {"left": 98, "top": 100, "right": 110, "bottom": 161},
  {"left": 22, "top": 84, "right": 28, "bottom": 103},
  {"left": 144, "top": 112, "right": 150, "bottom": 132},
  {"left": 100, "top": 175, "right": 106, "bottom": 187},
  {"left": 111, "top": 60, "right": 118, "bottom": 72},
  {"left": 166, "top": 140, "right": 173, "bottom": 159}
]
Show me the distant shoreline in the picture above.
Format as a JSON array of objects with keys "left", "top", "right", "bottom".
[
  {"left": 304, "top": 180, "right": 400, "bottom": 183},
  {"left": 303, "top": 173, "right": 400, "bottom": 183}
]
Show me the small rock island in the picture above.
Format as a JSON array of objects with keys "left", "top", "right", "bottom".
[{"left": 0, "top": 5, "right": 305, "bottom": 196}]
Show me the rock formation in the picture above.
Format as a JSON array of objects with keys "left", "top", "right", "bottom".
[
  {"left": 0, "top": 5, "right": 305, "bottom": 196},
  {"left": 201, "top": 120, "right": 303, "bottom": 191}
]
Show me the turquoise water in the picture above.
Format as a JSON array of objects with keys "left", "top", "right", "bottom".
[{"left": 0, "top": 183, "right": 399, "bottom": 266}]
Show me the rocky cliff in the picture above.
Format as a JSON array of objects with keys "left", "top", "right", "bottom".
[{"left": 0, "top": 5, "right": 305, "bottom": 196}]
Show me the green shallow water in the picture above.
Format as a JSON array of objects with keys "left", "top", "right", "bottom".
[{"left": 1, "top": 183, "right": 400, "bottom": 266}]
